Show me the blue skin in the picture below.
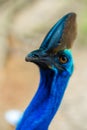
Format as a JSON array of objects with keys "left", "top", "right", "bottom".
[
  {"left": 16, "top": 50, "right": 74, "bottom": 130},
  {"left": 16, "top": 12, "right": 76, "bottom": 130}
]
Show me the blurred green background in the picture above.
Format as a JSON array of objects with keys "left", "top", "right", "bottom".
[{"left": 0, "top": 0, "right": 87, "bottom": 130}]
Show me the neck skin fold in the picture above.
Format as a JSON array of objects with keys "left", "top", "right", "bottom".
[{"left": 16, "top": 68, "right": 71, "bottom": 130}]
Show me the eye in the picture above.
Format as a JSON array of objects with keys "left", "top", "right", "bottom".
[{"left": 58, "top": 55, "right": 68, "bottom": 64}]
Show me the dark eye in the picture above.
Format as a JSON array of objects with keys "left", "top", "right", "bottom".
[{"left": 58, "top": 55, "right": 68, "bottom": 64}]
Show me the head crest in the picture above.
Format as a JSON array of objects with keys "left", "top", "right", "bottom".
[{"left": 40, "top": 12, "right": 77, "bottom": 53}]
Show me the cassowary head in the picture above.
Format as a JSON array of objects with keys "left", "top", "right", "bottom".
[{"left": 25, "top": 13, "right": 77, "bottom": 75}]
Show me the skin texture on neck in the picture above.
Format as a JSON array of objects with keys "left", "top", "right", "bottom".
[{"left": 16, "top": 67, "right": 72, "bottom": 130}]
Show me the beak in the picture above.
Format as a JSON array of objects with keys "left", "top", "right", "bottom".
[
  {"left": 25, "top": 49, "right": 52, "bottom": 68},
  {"left": 25, "top": 52, "right": 38, "bottom": 62},
  {"left": 25, "top": 49, "right": 64, "bottom": 70},
  {"left": 25, "top": 50, "right": 40, "bottom": 62},
  {"left": 25, "top": 49, "right": 49, "bottom": 64}
]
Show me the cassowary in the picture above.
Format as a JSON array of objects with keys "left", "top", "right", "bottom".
[{"left": 5, "top": 12, "right": 77, "bottom": 130}]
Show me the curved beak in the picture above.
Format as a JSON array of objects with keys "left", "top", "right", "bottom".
[
  {"left": 25, "top": 49, "right": 51, "bottom": 68},
  {"left": 25, "top": 51, "right": 39, "bottom": 62},
  {"left": 25, "top": 49, "right": 48, "bottom": 63},
  {"left": 25, "top": 49, "right": 64, "bottom": 70}
]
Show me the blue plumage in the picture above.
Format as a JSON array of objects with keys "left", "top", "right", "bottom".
[{"left": 16, "top": 13, "right": 77, "bottom": 130}]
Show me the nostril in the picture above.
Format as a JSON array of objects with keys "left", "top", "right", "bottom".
[{"left": 33, "top": 54, "right": 39, "bottom": 58}]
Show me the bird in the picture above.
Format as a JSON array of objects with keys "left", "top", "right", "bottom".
[{"left": 6, "top": 12, "right": 77, "bottom": 130}]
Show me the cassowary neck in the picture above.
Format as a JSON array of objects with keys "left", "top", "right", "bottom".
[{"left": 16, "top": 68, "right": 70, "bottom": 130}]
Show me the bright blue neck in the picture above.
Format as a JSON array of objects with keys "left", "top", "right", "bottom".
[{"left": 16, "top": 68, "right": 71, "bottom": 130}]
